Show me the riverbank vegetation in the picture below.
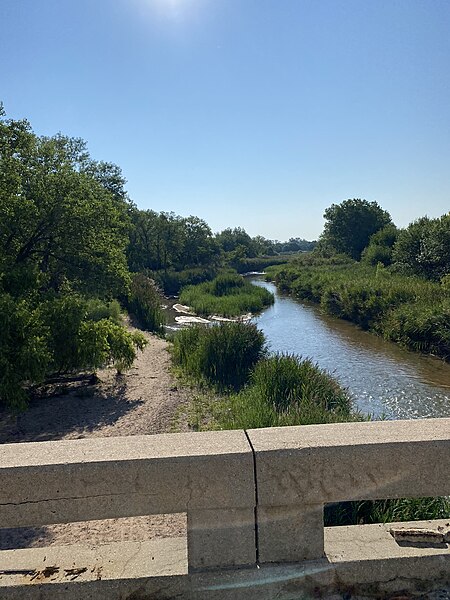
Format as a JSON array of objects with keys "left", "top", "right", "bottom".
[
  {"left": 267, "top": 200, "right": 450, "bottom": 361},
  {"left": 172, "top": 322, "right": 360, "bottom": 431},
  {"left": 179, "top": 273, "right": 274, "bottom": 317}
]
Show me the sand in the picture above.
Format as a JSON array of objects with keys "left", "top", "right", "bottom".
[{"left": 0, "top": 328, "right": 190, "bottom": 551}]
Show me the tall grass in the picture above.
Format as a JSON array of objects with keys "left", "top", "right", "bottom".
[
  {"left": 171, "top": 322, "right": 267, "bottom": 390},
  {"left": 271, "top": 262, "right": 450, "bottom": 359},
  {"left": 325, "top": 496, "right": 450, "bottom": 526},
  {"left": 179, "top": 273, "right": 274, "bottom": 317},
  {"left": 216, "top": 354, "right": 359, "bottom": 430}
]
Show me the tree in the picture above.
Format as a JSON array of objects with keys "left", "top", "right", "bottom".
[
  {"left": 0, "top": 110, "right": 145, "bottom": 408},
  {"left": 361, "top": 224, "right": 399, "bottom": 266},
  {"left": 392, "top": 214, "right": 450, "bottom": 280},
  {"left": 215, "top": 227, "right": 257, "bottom": 257},
  {"left": 0, "top": 117, "right": 131, "bottom": 298},
  {"left": 320, "top": 199, "right": 392, "bottom": 260}
]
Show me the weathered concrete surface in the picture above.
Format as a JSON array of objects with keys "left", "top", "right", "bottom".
[
  {"left": 248, "top": 419, "right": 450, "bottom": 505},
  {"left": 257, "top": 503, "right": 324, "bottom": 563},
  {"left": 1, "top": 520, "right": 448, "bottom": 599},
  {"left": 187, "top": 508, "right": 256, "bottom": 570},
  {"left": 0, "top": 430, "right": 255, "bottom": 528}
]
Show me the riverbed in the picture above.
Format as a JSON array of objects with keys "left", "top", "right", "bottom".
[{"left": 251, "top": 278, "right": 450, "bottom": 420}]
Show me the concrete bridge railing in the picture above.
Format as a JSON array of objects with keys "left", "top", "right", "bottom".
[{"left": 0, "top": 418, "right": 449, "bottom": 598}]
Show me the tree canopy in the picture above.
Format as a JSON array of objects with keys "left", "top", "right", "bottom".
[
  {"left": 0, "top": 110, "right": 145, "bottom": 409},
  {"left": 320, "top": 199, "right": 392, "bottom": 260},
  {"left": 392, "top": 214, "right": 450, "bottom": 280}
]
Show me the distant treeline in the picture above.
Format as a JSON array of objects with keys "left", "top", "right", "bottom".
[{"left": 128, "top": 212, "right": 315, "bottom": 293}]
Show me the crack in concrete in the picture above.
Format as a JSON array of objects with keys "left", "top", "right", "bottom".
[{"left": 0, "top": 491, "right": 157, "bottom": 507}]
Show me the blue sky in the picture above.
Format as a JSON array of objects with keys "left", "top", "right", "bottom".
[{"left": 1, "top": 0, "right": 449, "bottom": 240}]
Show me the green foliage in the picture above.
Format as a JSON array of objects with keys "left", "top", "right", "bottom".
[
  {"left": 383, "top": 301, "right": 450, "bottom": 358},
  {"left": 272, "top": 262, "right": 449, "bottom": 358},
  {"left": 393, "top": 214, "right": 450, "bottom": 280},
  {"left": 179, "top": 273, "right": 274, "bottom": 317},
  {"left": 77, "top": 319, "right": 147, "bottom": 374},
  {"left": 0, "top": 117, "right": 131, "bottom": 298},
  {"left": 127, "top": 273, "right": 165, "bottom": 334},
  {"left": 151, "top": 266, "right": 219, "bottom": 296},
  {"left": 361, "top": 225, "right": 399, "bottom": 266},
  {"left": 40, "top": 294, "right": 147, "bottom": 375},
  {"left": 128, "top": 209, "right": 220, "bottom": 273},
  {"left": 325, "top": 496, "right": 450, "bottom": 526},
  {"left": 216, "top": 354, "right": 357, "bottom": 431},
  {"left": 0, "top": 110, "right": 146, "bottom": 408},
  {"left": 171, "top": 322, "right": 267, "bottom": 390},
  {"left": 320, "top": 198, "right": 392, "bottom": 260},
  {"left": 0, "top": 294, "right": 50, "bottom": 410}
]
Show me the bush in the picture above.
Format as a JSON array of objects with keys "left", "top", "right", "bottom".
[
  {"left": 0, "top": 294, "right": 50, "bottom": 410},
  {"left": 171, "top": 322, "right": 267, "bottom": 390},
  {"left": 41, "top": 294, "right": 147, "bottom": 374},
  {"left": 0, "top": 293, "right": 147, "bottom": 409}
]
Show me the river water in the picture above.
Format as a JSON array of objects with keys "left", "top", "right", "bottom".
[{"left": 251, "top": 278, "right": 450, "bottom": 420}]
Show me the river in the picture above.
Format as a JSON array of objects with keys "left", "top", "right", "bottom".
[{"left": 250, "top": 278, "right": 450, "bottom": 420}]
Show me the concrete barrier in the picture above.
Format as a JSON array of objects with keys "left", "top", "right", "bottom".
[
  {"left": 248, "top": 418, "right": 450, "bottom": 563},
  {"left": 0, "top": 419, "right": 449, "bottom": 598},
  {"left": 0, "top": 430, "right": 256, "bottom": 571}
]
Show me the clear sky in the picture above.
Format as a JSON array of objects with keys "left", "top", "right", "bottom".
[{"left": 1, "top": 0, "right": 449, "bottom": 240}]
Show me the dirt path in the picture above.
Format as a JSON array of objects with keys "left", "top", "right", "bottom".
[{"left": 0, "top": 328, "right": 190, "bottom": 550}]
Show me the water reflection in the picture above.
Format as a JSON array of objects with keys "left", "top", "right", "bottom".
[{"left": 251, "top": 279, "right": 450, "bottom": 420}]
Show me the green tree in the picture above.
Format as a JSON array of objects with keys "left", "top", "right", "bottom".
[
  {"left": 320, "top": 199, "right": 392, "bottom": 260},
  {"left": 0, "top": 109, "right": 145, "bottom": 408},
  {"left": 215, "top": 227, "right": 257, "bottom": 257},
  {"left": 0, "top": 117, "right": 131, "bottom": 298},
  {"left": 361, "top": 224, "right": 399, "bottom": 266},
  {"left": 392, "top": 214, "right": 450, "bottom": 280}
]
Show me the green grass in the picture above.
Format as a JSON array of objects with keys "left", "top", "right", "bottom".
[
  {"left": 213, "top": 354, "right": 360, "bottom": 430},
  {"left": 171, "top": 321, "right": 267, "bottom": 390},
  {"left": 179, "top": 272, "right": 274, "bottom": 317},
  {"left": 269, "top": 260, "right": 450, "bottom": 359}
]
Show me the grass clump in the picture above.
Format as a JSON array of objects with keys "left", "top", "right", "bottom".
[
  {"left": 179, "top": 273, "right": 274, "bottom": 317},
  {"left": 325, "top": 496, "right": 450, "bottom": 526},
  {"left": 171, "top": 322, "right": 267, "bottom": 390},
  {"left": 216, "top": 354, "right": 358, "bottom": 430}
]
